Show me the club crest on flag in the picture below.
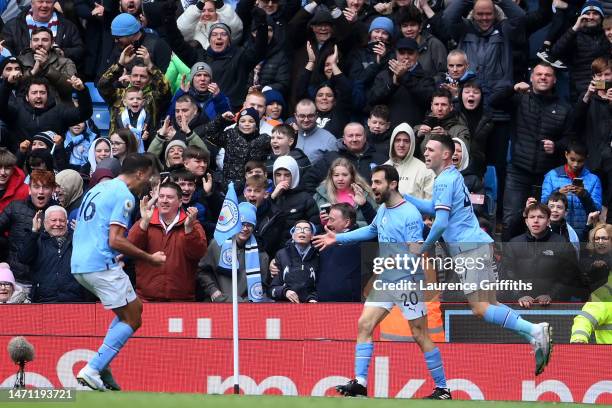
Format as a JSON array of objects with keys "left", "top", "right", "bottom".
[{"left": 217, "top": 200, "right": 239, "bottom": 233}]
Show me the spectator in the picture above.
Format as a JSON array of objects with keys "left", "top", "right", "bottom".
[
  {"left": 149, "top": 99, "right": 212, "bottom": 165},
  {"left": 100, "top": 12, "right": 172, "bottom": 78},
  {"left": 18, "top": 26, "right": 77, "bottom": 103},
  {"left": 16, "top": 130, "right": 68, "bottom": 173},
  {"left": 414, "top": 88, "right": 471, "bottom": 156},
  {"left": 443, "top": 0, "right": 525, "bottom": 110},
  {"left": 581, "top": 223, "right": 612, "bottom": 291},
  {"left": 84, "top": 137, "right": 111, "bottom": 176},
  {"left": 269, "top": 220, "right": 319, "bottom": 302},
  {"left": 502, "top": 203, "right": 584, "bottom": 305},
  {"left": 245, "top": 23, "right": 291, "bottom": 97},
  {"left": 0, "top": 170, "right": 56, "bottom": 287},
  {"left": 98, "top": 47, "right": 172, "bottom": 137},
  {"left": 314, "top": 157, "right": 377, "bottom": 227},
  {"left": 293, "top": 99, "right": 338, "bottom": 164},
  {"left": 128, "top": 181, "right": 207, "bottom": 301},
  {"left": 0, "top": 148, "right": 29, "bottom": 214},
  {"left": 347, "top": 17, "right": 394, "bottom": 97},
  {"left": 396, "top": 5, "right": 447, "bottom": 78},
  {"left": 542, "top": 141, "right": 603, "bottom": 238},
  {"left": 0, "top": 57, "right": 24, "bottom": 148},
  {"left": 1, "top": 0, "right": 84, "bottom": 61},
  {"left": 302, "top": 122, "right": 384, "bottom": 193},
  {"left": 545, "top": 192, "right": 581, "bottom": 254},
  {"left": 110, "top": 129, "right": 139, "bottom": 165},
  {"left": 20, "top": 205, "right": 91, "bottom": 302},
  {"left": 452, "top": 137, "right": 487, "bottom": 218},
  {"left": 0, "top": 76, "right": 92, "bottom": 153},
  {"left": 55, "top": 169, "right": 84, "bottom": 223},
  {"left": 368, "top": 37, "right": 435, "bottom": 128},
  {"left": 271, "top": 155, "right": 320, "bottom": 245},
  {"left": 159, "top": 140, "right": 188, "bottom": 172},
  {"left": 491, "top": 63, "right": 573, "bottom": 241},
  {"left": 177, "top": 0, "right": 243, "bottom": 49},
  {"left": 235, "top": 0, "right": 300, "bottom": 49},
  {"left": 0, "top": 263, "right": 30, "bottom": 303},
  {"left": 437, "top": 49, "right": 471, "bottom": 100},
  {"left": 456, "top": 79, "right": 492, "bottom": 179},
  {"left": 263, "top": 87, "right": 287, "bottom": 122},
  {"left": 574, "top": 57, "right": 612, "bottom": 224},
  {"left": 242, "top": 174, "right": 285, "bottom": 257},
  {"left": 170, "top": 169, "right": 207, "bottom": 228},
  {"left": 197, "top": 202, "right": 271, "bottom": 302},
  {"left": 365, "top": 105, "right": 392, "bottom": 158},
  {"left": 167, "top": 62, "right": 231, "bottom": 123},
  {"left": 197, "top": 108, "right": 270, "bottom": 188},
  {"left": 117, "top": 87, "right": 154, "bottom": 152},
  {"left": 265, "top": 124, "right": 311, "bottom": 180},
  {"left": 385, "top": 123, "right": 434, "bottom": 199},
  {"left": 64, "top": 122, "right": 97, "bottom": 172},
  {"left": 551, "top": 0, "right": 610, "bottom": 101},
  {"left": 164, "top": 0, "right": 269, "bottom": 109},
  {"left": 316, "top": 203, "right": 362, "bottom": 302}
]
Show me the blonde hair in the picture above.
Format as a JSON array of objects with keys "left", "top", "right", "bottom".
[
  {"left": 587, "top": 223, "right": 612, "bottom": 251},
  {"left": 322, "top": 158, "right": 372, "bottom": 204}
]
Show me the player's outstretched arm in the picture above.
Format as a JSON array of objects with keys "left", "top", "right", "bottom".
[
  {"left": 334, "top": 223, "right": 378, "bottom": 245},
  {"left": 421, "top": 208, "right": 449, "bottom": 254},
  {"left": 403, "top": 194, "right": 435, "bottom": 216},
  {"left": 109, "top": 224, "right": 166, "bottom": 266}
]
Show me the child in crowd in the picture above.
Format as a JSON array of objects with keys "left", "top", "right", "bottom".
[
  {"left": 64, "top": 122, "right": 98, "bottom": 170},
  {"left": 118, "top": 87, "right": 153, "bottom": 152},
  {"left": 265, "top": 124, "right": 310, "bottom": 181}
]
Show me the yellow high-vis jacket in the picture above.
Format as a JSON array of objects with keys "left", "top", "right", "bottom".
[{"left": 570, "top": 275, "right": 612, "bottom": 344}]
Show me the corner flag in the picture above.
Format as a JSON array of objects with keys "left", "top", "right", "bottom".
[{"left": 214, "top": 182, "right": 242, "bottom": 243}]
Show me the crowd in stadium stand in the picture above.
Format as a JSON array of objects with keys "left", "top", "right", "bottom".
[{"left": 0, "top": 0, "right": 610, "bottom": 306}]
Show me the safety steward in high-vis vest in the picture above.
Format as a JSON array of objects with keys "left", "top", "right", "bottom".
[
  {"left": 570, "top": 274, "right": 612, "bottom": 345},
  {"left": 380, "top": 254, "right": 445, "bottom": 342}
]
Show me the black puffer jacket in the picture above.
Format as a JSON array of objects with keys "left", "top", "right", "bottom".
[
  {"left": 551, "top": 26, "right": 610, "bottom": 100},
  {"left": 246, "top": 29, "right": 291, "bottom": 96},
  {"left": 196, "top": 117, "right": 272, "bottom": 189},
  {"left": 1, "top": 9, "right": 84, "bottom": 62},
  {"left": 0, "top": 81, "right": 93, "bottom": 152},
  {"left": 269, "top": 243, "right": 319, "bottom": 302},
  {"left": 490, "top": 87, "right": 572, "bottom": 175},
  {"left": 368, "top": 64, "right": 435, "bottom": 128},
  {"left": 19, "top": 230, "right": 93, "bottom": 303},
  {"left": 273, "top": 188, "right": 321, "bottom": 244},
  {"left": 457, "top": 110, "right": 494, "bottom": 178},
  {"left": 502, "top": 230, "right": 585, "bottom": 301},
  {"left": 0, "top": 198, "right": 56, "bottom": 284}
]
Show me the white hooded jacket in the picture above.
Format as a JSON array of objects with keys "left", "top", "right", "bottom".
[
  {"left": 384, "top": 123, "right": 434, "bottom": 199},
  {"left": 177, "top": 4, "right": 244, "bottom": 50}
]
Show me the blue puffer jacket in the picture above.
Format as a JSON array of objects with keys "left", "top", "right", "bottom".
[{"left": 541, "top": 166, "right": 602, "bottom": 237}]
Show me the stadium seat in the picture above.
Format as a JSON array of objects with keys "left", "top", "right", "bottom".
[
  {"left": 92, "top": 107, "right": 111, "bottom": 136},
  {"left": 484, "top": 166, "right": 497, "bottom": 218},
  {"left": 85, "top": 82, "right": 105, "bottom": 105}
]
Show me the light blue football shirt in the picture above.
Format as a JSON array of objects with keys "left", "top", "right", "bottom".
[
  {"left": 71, "top": 178, "right": 135, "bottom": 274},
  {"left": 433, "top": 166, "right": 493, "bottom": 248}
]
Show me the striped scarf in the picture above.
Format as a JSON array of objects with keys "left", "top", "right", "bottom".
[{"left": 26, "top": 11, "right": 59, "bottom": 38}]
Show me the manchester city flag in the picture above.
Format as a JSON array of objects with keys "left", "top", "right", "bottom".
[{"left": 214, "top": 182, "right": 242, "bottom": 243}]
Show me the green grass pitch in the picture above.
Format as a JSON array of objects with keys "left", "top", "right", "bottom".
[{"left": 1, "top": 392, "right": 602, "bottom": 408}]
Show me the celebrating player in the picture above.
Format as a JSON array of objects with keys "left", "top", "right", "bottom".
[
  {"left": 71, "top": 153, "right": 166, "bottom": 391},
  {"left": 404, "top": 134, "right": 553, "bottom": 375},
  {"left": 313, "top": 165, "right": 451, "bottom": 400}
]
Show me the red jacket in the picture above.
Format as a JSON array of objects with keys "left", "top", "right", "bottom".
[
  {"left": 128, "top": 207, "right": 207, "bottom": 301},
  {"left": 0, "top": 167, "right": 29, "bottom": 214}
]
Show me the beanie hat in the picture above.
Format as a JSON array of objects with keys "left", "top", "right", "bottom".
[
  {"left": 190, "top": 62, "right": 213, "bottom": 80},
  {"left": 208, "top": 23, "right": 232, "bottom": 40},
  {"left": 0, "top": 263, "right": 16, "bottom": 287},
  {"left": 237, "top": 107, "right": 260, "bottom": 126},
  {"left": 263, "top": 88, "right": 285, "bottom": 107},
  {"left": 309, "top": 8, "right": 334, "bottom": 26},
  {"left": 111, "top": 13, "right": 142, "bottom": 37},
  {"left": 238, "top": 202, "right": 257, "bottom": 226},
  {"left": 581, "top": 0, "right": 604, "bottom": 16},
  {"left": 33, "top": 131, "right": 55, "bottom": 150},
  {"left": 369, "top": 16, "right": 394, "bottom": 35},
  {"left": 164, "top": 140, "right": 187, "bottom": 162}
]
